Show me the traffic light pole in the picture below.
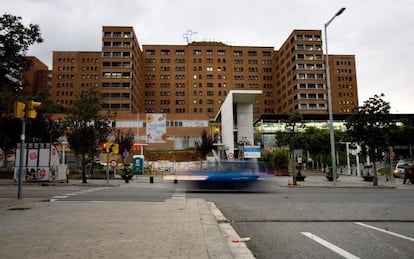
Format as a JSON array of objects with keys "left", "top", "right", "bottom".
[{"left": 18, "top": 118, "right": 26, "bottom": 199}]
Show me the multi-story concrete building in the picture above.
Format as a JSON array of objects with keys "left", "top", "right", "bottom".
[
  {"left": 50, "top": 26, "right": 358, "bottom": 120},
  {"left": 49, "top": 26, "right": 359, "bottom": 152},
  {"left": 52, "top": 51, "right": 101, "bottom": 106},
  {"left": 142, "top": 42, "right": 275, "bottom": 118},
  {"left": 101, "top": 26, "right": 144, "bottom": 113},
  {"left": 22, "top": 56, "right": 51, "bottom": 97},
  {"left": 274, "top": 30, "right": 358, "bottom": 115}
]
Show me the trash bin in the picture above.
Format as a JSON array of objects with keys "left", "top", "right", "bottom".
[{"left": 149, "top": 176, "right": 154, "bottom": 184}]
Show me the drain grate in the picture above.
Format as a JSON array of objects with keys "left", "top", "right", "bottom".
[{"left": 8, "top": 207, "right": 32, "bottom": 211}]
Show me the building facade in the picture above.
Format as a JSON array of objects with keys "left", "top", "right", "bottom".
[
  {"left": 50, "top": 26, "right": 358, "bottom": 121},
  {"left": 23, "top": 56, "right": 51, "bottom": 97},
  {"left": 52, "top": 51, "right": 101, "bottom": 106},
  {"left": 274, "top": 30, "right": 358, "bottom": 115}
]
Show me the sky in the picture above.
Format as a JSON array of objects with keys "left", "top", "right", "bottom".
[{"left": 3, "top": 0, "right": 414, "bottom": 113}]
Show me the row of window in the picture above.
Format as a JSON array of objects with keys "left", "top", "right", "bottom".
[
  {"left": 103, "top": 52, "right": 132, "bottom": 57},
  {"left": 296, "top": 93, "right": 325, "bottom": 100},
  {"left": 145, "top": 90, "right": 227, "bottom": 97},
  {"left": 294, "top": 73, "right": 325, "bottom": 80},
  {"left": 293, "top": 44, "right": 322, "bottom": 51},
  {"left": 296, "top": 103, "right": 326, "bottom": 110},
  {"left": 145, "top": 49, "right": 272, "bottom": 57},
  {"left": 144, "top": 107, "right": 216, "bottom": 114},
  {"left": 103, "top": 41, "right": 132, "bottom": 48},
  {"left": 145, "top": 58, "right": 272, "bottom": 65},
  {"left": 103, "top": 72, "right": 131, "bottom": 78},
  {"left": 295, "top": 63, "right": 324, "bottom": 70},
  {"left": 56, "top": 91, "right": 73, "bottom": 97},
  {"left": 295, "top": 83, "right": 325, "bottom": 89},
  {"left": 57, "top": 58, "right": 100, "bottom": 63},
  {"left": 103, "top": 62, "right": 132, "bottom": 68},
  {"left": 102, "top": 82, "right": 131, "bottom": 88},
  {"left": 336, "top": 68, "right": 353, "bottom": 74},
  {"left": 294, "top": 54, "right": 323, "bottom": 61},
  {"left": 101, "top": 93, "right": 131, "bottom": 99},
  {"left": 103, "top": 31, "right": 132, "bottom": 38},
  {"left": 293, "top": 35, "right": 322, "bottom": 42}
]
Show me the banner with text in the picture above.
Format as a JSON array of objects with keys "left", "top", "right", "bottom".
[{"left": 146, "top": 113, "right": 166, "bottom": 143}]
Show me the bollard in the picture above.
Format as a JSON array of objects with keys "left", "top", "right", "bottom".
[{"left": 150, "top": 176, "right": 154, "bottom": 184}]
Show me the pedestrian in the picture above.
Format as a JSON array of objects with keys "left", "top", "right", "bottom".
[{"left": 403, "top": 167, "right": 411, "bottom": 184}]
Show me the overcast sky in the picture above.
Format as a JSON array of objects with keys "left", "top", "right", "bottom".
[{"left": 3, "top": 0, "right": 414, "bottom": 113}]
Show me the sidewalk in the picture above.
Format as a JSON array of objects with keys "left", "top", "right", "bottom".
[
  {"left": 0, "top": 178, "right": 254, "bottom": 259},
  {"left": 0, "top": 173, "right": 411, "bottom": 258},
  {"left": 269, "top": 170, "right": 411, "bottom": 188}
]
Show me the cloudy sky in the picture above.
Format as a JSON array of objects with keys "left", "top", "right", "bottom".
[{"left": 3, "top": 0, "right": 414, "bottom": 113}]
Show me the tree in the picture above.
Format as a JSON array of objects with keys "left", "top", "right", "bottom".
[
  {"left": 61, "top": 88, "right": 113, "bottom": 183},
  {"left": 285, "top": 112, "right": 304, "bottom": 185},
  {"left": 346, "top": 94, "right": 393, "bottom": 186},
  {"left": 114, "top": 129, "right": 135, "bottom": 163},
  {"left": 0, "top": 14, "right": 43, "bottom": 93},
  {"left": 196, "top": 129, "right": 213, "bottom": 159}
]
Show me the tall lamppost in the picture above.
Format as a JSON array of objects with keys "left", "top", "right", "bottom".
[{"left": 325, "top": 7, "right": 346, "bottom": 184}]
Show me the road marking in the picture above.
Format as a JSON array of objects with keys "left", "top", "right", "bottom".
[
  {"left": 301, "top": 232, "right": 360, "bottom": 259},
  {"left": 355, "top": 222, "right": 414, "bottom": 242},
  {"left": 51, "top": 195, "right": 68, "bottom": 199},
  {"left": 171, "top": 187, "right": 186, "bottom": 199}
]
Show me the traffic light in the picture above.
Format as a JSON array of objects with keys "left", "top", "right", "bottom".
[
  {"left": 13, "top": 101, "right": 26, "bottom": 118},
  {"left": 111, "top": 143, "right": 119, "bottom": 154},
  {"left": 103, "top": 143, "right": 119, "bottom": 154},
  {"left": 26, "top": 100, "right": 42, "bottom": 119}
]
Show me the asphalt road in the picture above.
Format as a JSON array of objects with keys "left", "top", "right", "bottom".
[
  {"left": 1, "top": 182, "right": 414, "bottom": 258},
  {"left": 187, "top": 187, "right": 414, "bottom": 259}
]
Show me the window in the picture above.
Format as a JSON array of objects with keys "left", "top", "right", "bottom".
[
  {"left": 233, "top": 50, "right": 243, "bottom": 56},
  {"left": 193, "top": 49, "right": 202, "bottom": 55},
  {"left": 248, "top": 51, "right": 257, "bottom": 56},
  {"left": 160, "top": 49, "right": 170, "bottom": 55}
]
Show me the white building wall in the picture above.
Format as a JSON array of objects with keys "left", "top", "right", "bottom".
[
  {"left": 236, "top": 103, "right": 254, "bottom": 145},
  {"left": 220, "top": 94, "right": 235, "bottom": 158}
]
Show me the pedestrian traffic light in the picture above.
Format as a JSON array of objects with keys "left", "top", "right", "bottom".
[
  {"left": 26, "top": 100, "right": 42, "bottom": 119},
  {"left": 13, "top": 101, "right": 26, "bottom": 119}
]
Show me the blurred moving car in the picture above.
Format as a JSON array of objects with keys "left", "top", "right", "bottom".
[
  {"left": 393, "top": 161, "right": 411, "bottom": 178},
  {"left": 179, "top": 160, "right": 271, "bottom": 190}
]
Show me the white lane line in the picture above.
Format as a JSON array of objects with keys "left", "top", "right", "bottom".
[
  {"left": 171, "top": 187, "right": 186, "bottom": 199},
  {"left": 51, "top": 195, "right": 68, "bottom": 199},
  {"left": 301, "top": 232, "right": 360, "bottom": 259},
  {"left": 355, "top": 222, "right": 414, "bottom": 242}
]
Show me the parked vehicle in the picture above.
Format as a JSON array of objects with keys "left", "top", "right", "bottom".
[{"left": 393, "top": 161, "right": 411, "bottom": 178}]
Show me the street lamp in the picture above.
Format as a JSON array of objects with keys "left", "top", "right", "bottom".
[{"left": 325, "top": 7, "right": 346, "bottom": 184}]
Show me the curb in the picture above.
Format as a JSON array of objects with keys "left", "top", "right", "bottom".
[{"left": 208, "top": 202, "right": 256, "bottom": 259}]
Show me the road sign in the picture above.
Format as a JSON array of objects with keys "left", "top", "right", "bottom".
[
  {"left": 110, "top": 160, "right": 117, "bottom": 168},
  {"left": 228, "top": 152, "right": 234, "bottom": 159}
]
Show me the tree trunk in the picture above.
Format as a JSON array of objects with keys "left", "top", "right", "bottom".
[
  {"left": 81, "top": 154, "right": 87, "bottom": 183},
  {"left": 372, "top": 153, "right": 378, "bottom": 186}
]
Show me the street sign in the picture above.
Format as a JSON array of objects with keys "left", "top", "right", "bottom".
[{"left": 110, "top": 160, "right": 117, "bottom": 168}]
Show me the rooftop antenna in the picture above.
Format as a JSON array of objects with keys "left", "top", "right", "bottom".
[{"left": 183, "top": 29, "right": 197, "bottom": 43}]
